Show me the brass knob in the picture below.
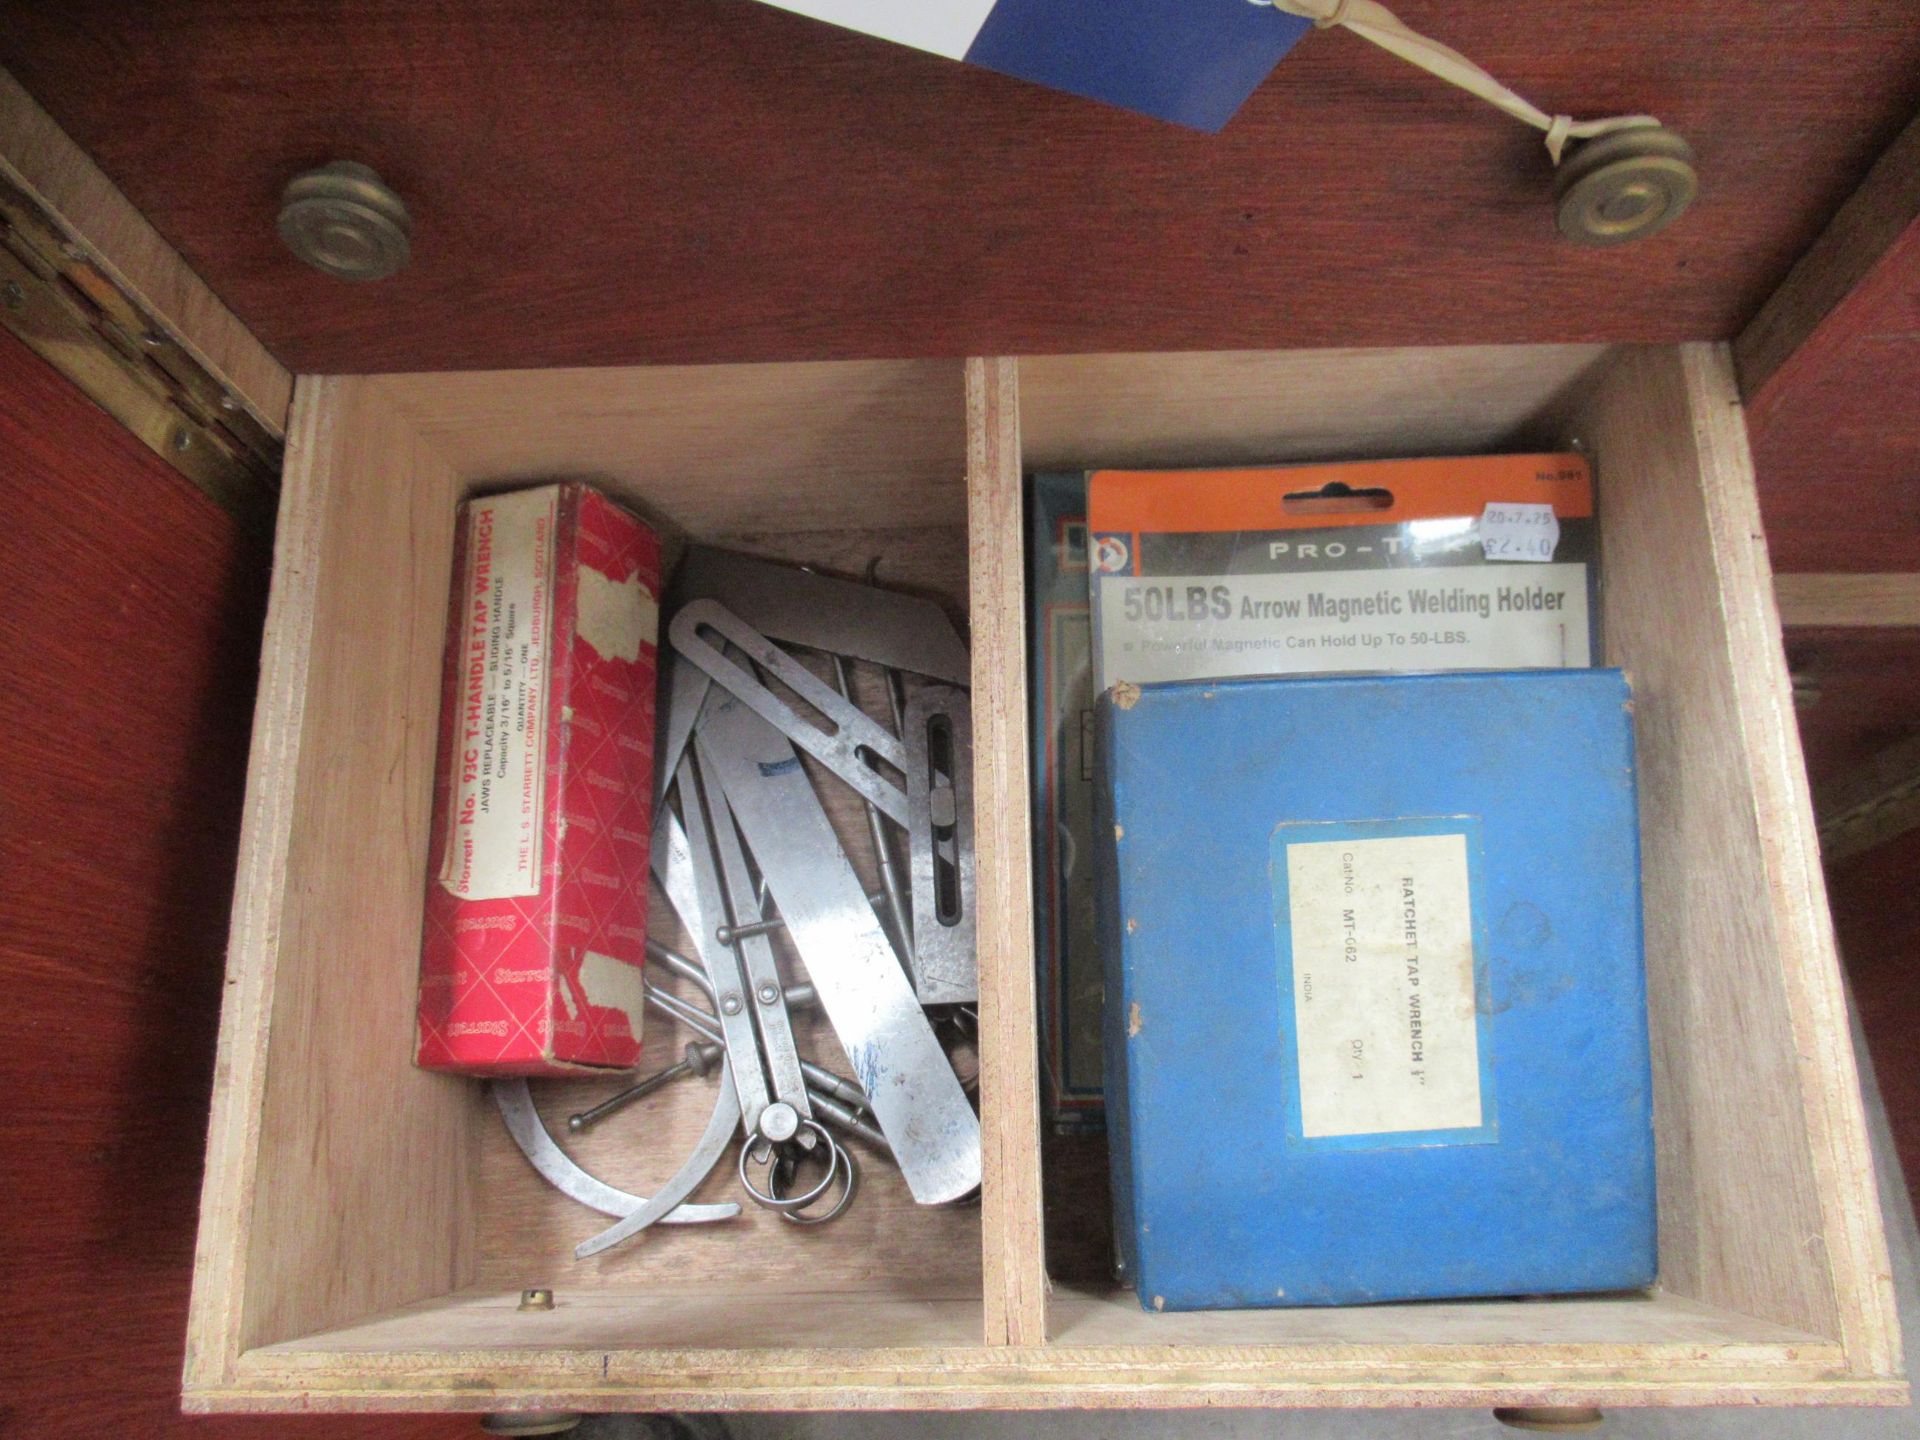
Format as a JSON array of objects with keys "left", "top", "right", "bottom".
[
  {"left": 277, "top": 161, "right": 412, "bottom": 281},
  {"left": 1494, "top": 1405, "right": 1606, "bottom": 1432},
  {"left": 1554, "top": 127, "right": 1698, "bottom": 247},
  {"left": 478, "top": 1412, "right": 580, "bottom": 1436}
]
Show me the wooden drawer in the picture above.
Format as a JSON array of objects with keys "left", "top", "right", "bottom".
[{"left": 184, "top": 342, "right": 1905, "bottom": 1414}]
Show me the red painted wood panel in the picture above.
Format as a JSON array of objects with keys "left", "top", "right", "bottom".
[
  {"left": 1741, "top": 112, "right": 1920, "bottom": 573},
  {"left": 1, "top": 1, "right": 1917, "bottom": 375},
  {"left": 1751, "top": 328, "right": 1920, "bottom": 574},
  {"left": 0, "top": 327, "right": 469, "bottom": 1437}
]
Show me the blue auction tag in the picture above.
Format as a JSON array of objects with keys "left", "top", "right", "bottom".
[{"left": 752, "top": 0, "right": 1313, "bottom": 131}]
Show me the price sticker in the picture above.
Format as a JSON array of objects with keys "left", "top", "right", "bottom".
[{"left": 1479, "top": 502, "right": 1560, "bottom": 563}]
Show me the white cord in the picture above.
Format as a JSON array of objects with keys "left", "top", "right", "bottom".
[{"left": 1251, "top": 0, "right": 1662, "bottom": 164}]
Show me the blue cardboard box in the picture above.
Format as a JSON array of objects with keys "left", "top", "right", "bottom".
[{"left": 1097, "top": 669, "right": 1654, "bottom": 1310}]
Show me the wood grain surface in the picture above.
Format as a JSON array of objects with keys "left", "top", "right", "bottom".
[
  {"left": 966, "top": 356, "right": 1047, "bottom": 1346},
  {"left": 5, "top": 5, "right": 1920, "bottom": 574},
  {"left": 2, "top": 9, "right": 1916, "bottom": 1393},
  {"left": 209, "top": 378, "right": 478, "bottom": 1364},
  {"left": 0, "top": 329, "right": 466, "bottom": 1436},
  {"left": 1748, "top": 362, "right": 1920, "bottom": 575},
  {"left": 0, "top": 2, "right": 1916, "bottom": 377},
  {"left": 1785, "top": 624, "right": 1920, "bottom": 884},
  {"left": 1736, "top": 113, "right": 1920, "bottom": 429},
  {"left": 1018, "top": 344, "right": 1608, "bottom": 469},
  {"left": 1573, "top": 346, "right": 1866, "bottom": 1354},
  {"left": 1777, "top": 574, "right": 1920, "bottom": 630}
]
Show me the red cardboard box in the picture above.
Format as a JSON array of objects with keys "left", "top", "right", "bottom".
[{"left": 415, "top": 483, "right": 661, "bottom": 1075}]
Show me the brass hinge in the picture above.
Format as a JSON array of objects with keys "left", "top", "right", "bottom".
[{"left": 0, "top": 171, "right": 280, "bottom": 533}]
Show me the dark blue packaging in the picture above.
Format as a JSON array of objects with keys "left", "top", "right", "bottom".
[{"left": 1027, "top": 472, "right": 1104, "bottom": 1129}]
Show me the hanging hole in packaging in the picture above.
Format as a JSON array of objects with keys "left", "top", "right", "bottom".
[
  {"left": 1282, "top": 481, "right": 1395, "bottom": 515},
  {"left": 926, "top": 710, "right": 962, "bottom": 927}
]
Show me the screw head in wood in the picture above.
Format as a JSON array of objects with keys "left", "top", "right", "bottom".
[
  {"left": 1555, "top": 127, "right": 1698, "bottom": 247},
  {"left": 277, "top": 161, "right": 413, "bottom": 281}
]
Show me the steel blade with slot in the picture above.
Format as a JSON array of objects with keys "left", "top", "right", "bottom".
[
  {"left": 672, "top": 546, "right": 969, "bottom": 686},
  {"left": 669, "top": 599, "right": 911, "bottom": 827},
  {"left": 695, "top": 684, "right": 980, "bottom": 1204},
  {"left": 692, "top": 726, "right": 813, "bottom": 1124},
  {"left": 655, "top": 758, "right": 771, "bottom": 1138},
  {"left": 904, "top": 683, "right": 977, "bottom": 1004}
]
